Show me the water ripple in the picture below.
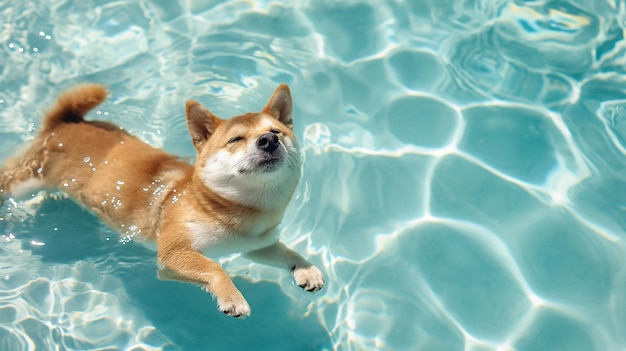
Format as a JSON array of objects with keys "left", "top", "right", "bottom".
[
  {"left": 0, "top": 238, "right": 172, "bottom": 350},
  {"left": 1, "top": 0, "right": 626, "bottom": 350}
]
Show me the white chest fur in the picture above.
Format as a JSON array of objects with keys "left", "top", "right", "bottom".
[{"left": 186, "top": 218, "right": 280, "bottom": 258}]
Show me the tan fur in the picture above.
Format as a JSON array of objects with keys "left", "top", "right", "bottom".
[{"left": 0, "top": 84, "right": 324, "bottom": 318}]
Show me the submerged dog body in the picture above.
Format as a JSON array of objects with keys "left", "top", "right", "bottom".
[{"left": 0, "top": 84, "right": 324, "bottom": 317}]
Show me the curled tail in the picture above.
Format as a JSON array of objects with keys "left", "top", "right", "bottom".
[{"left": 42, "top": 84, "right": 108, "bottom": 132}]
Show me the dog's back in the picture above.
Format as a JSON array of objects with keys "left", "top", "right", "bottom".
[{"left": 0, "top": 85, "right": 188, "bottom": 236}]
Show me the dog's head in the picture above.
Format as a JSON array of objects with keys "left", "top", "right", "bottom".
[{"left": 185, "top": 84, "right": 301, "bottom": 210}]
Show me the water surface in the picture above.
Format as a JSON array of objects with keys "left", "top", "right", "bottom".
[{"left": 1, "top": 0, "right": 626, "bottom": 350}]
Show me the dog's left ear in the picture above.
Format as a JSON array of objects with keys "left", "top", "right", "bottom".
[
  {"left": 186, "top": 100, "right": 221, "bottom": 150},
  {"left": 263, "top": 84, "right": 293, "bottom": 130}
]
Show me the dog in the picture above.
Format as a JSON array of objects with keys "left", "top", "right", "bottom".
[{"left": 0, "top": 84, "right": 324, "bottom": 318}]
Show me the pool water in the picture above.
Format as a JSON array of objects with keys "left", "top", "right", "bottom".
[{"left": 1, "top": 0, "right": 626, "bottom": 350}]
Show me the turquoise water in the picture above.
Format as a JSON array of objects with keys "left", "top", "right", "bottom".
[{"left": 1, "top": 0, "right": 626, "bottom": 350}]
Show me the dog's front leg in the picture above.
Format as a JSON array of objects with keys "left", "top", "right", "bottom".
[
  {"left": 245, "top": 241, "right": 325, "bottom": 292},
  {"left": 157, "top": 240, "right": 251, "bottom": 318}
]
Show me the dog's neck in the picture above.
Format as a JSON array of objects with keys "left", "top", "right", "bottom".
[{"left": 191, "top": 171, "right": 298, "bottom": 213}]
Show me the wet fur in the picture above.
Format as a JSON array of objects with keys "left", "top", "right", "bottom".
[{"left": 0, "top": 84, "right": 324, "bottom": 318}]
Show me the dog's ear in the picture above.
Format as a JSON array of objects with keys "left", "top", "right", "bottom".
[
  {"left": 263, "top": 84, "right": 293, "bottom": 129},
  {"left": 185, "top": 100, "right": 220, "bottom": 150}
]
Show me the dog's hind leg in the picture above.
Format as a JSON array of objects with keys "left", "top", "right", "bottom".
[{"left": 0, "top": 143, "right": 46, "bottom": 202}]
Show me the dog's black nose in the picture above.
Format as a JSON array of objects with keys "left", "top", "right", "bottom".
[{"left": 257, "top": 133, "right": 279, "bottom": 153}]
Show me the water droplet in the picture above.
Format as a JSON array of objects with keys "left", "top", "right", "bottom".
[
  {"left": 83, "top": 156, "right": 90, "bottom": 163},
  {"left": 58, "top": 143, "right": 63, "bottom": 148}
]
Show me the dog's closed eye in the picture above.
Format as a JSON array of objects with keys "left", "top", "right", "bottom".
[{"left": 228, "top": 136, "right": 244, "bottom": 144}]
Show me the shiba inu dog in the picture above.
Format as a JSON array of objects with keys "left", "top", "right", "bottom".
[{"left": 0, "top": 84, "right": 324, "bottom": 318}]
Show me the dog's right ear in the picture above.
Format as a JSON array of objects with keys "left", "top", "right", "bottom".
[{"left": 185, "top": 100, "right": 220, "bottom": 150}]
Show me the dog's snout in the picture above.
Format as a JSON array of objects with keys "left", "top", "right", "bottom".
[{"left": 257, "top": 133, "right": 279, "bottom": 153}]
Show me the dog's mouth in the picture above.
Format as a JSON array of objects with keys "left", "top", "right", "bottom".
[
  {"left": 237, "top": 156, "right": 283, "bottom": 174},
  {"left": 257, "top": 157, "right": 281, "bottom": 171}
]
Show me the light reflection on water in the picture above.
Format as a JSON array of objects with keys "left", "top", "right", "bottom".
[{"left": 1, "top": 0, "right": 626, "bottom": 350}]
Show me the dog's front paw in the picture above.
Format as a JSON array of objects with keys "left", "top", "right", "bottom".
[
  {"left": 293, "top": 265, "right": 324, "bottom": 292},
  {"left": 216, "top": 292, "right": 251, "bottom": 318}
]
